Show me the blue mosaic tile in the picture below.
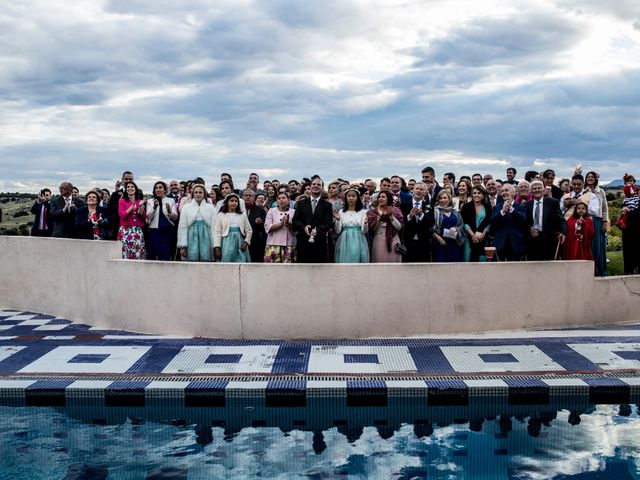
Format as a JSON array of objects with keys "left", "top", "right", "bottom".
[
  {"left": 271, "top": 343, "right": 310, "bottom": 374},
  {"left": 614, "top": 351, "right": 640, "bottom": 361},
  {"left": 344, "top": 354, "right": 379, "bottom": 364},
  {"left": 205, "top": 354, "right": 242, "bottom": 363},
  {"left": 479, "top": 353, "right": 518, "bottom": 363},
  {"left": 68, "top": 354, "right": 110, "bottom": 364}
]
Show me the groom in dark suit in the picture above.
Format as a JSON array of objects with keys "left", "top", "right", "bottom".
[
  {"left": 293, "top": 177, "right": 333, "bottom": 263},
  {"left": 524, "top": 180, "right": 566, "bottom": 260}
]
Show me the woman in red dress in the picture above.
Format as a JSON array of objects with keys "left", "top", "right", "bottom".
[{"left": 564, "top": 202, "right": 594, "bottom": 261}]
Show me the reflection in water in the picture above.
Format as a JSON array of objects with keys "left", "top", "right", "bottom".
[{"left": 0, "top": 405, "right": 638, "bottom": 478}]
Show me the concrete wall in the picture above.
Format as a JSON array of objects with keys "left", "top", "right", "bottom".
[{"left": 1, "top": 236, "right": 638, "bottom": 339}]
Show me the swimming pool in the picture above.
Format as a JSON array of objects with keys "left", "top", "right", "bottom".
[{"left": 1, "top": 402, "right": 638, "bottom": 479}]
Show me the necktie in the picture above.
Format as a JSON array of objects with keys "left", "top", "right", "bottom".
[
  {"left": 41, "top": 204, "right": 47, "bottom": 230},
  {"left": 491, "top": 197, "right": 496, "bottom": 207},
  {"left": 534, "top": 201, "right": 541, "bottom": 230},
  {"left": 415, "top": 200, "right": 420, "bottom": 208},
  {"left": 574, "top": 192, "right": 580, "bottom": 199},
  {"left": 311, "top": 198, "right": 317, "bottom": 213}
]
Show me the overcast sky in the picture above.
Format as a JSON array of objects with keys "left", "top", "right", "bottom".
[{"left": 1, "top": 0, "right": 639, "bottom": 192}]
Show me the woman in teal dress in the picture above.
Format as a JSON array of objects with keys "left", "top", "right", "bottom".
[
  {"left": 214, "top": 193, "right": 252, "bottom": 262},
  {"left": 333, "top": 188, "right": 369, "bottom": 263},
  {"left": 460, "top": 184, "right": 492, "bottom": 261}
]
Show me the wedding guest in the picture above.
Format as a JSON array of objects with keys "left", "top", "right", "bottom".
[
  {"left": 367, "top": 190, "right": 403, "bottom": 263},
  {"left": 461, "top": 184, "right": 492, "bottom": 261},
  {"left": 75, "top": 190, "right": 107, "bottom": 240},
  {"left": 177, "top": 184, "right": 216, "bottom": 262},
  {"left": 453, "top": 178, "right": 472, "bottom": 212},
  {"left": 264, "top": 192, "right": 297, "bottom": 263},
  {"left": 432, "top": 189, "right": 464, "bottom": 262},
  {"left": 51, "top": 181, "right": 85, "bottom": 238},
  {"left": 515, "top": 180, "right": 532, "bottom": 205},
  {"left": 214, "top": 193, "right": 252, "bottom": 262},
  {"left": 585, "top": 171, "right": 608, "bottom": 276},
  {"left": 490, "top": 183, "right": 528, "bottom": 261},
  {"left": 106, "top": 171, "right": 134, "bottom": 239},
  {"left": 293, "top": 177, "right": 333, "bottom": 263},
  {"left": 146, "top": 181, "right": 178, "bottom": 260},
  {"left": 564, "top": 202, "right": 595, "bottom": 261},
  {"left": 334, "top": 188, "right": 369, "bottom": 263},
  {"left": 243, "top": 189, "right": 266, "bottom": 263},
  {"left": 30, "top": 188, "right": 53, "bottom": 237},
  {"left": 118, "top": 181, "right": 146, "bottom": 259},
  {"left": 525, "top": 180, "right": 566, "bottom": 261},
  {"left": 402, "top": 182, "right": 434, "bottom": 262}
]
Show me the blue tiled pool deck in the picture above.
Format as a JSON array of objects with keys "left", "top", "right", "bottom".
[{"left": 0, "top": 309, "right": 639, "bottom": 414}]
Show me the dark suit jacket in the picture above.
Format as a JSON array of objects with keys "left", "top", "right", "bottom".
[
  {"left": 524, "top": 197, "right": 566, "bottom": 238},
  {"left": 30, "top": 200, "right": 53, "bottom": 236},
  {"left": 403, "top": 199, "right": 434, "bottom": 243},
  {"left": 246, "top": 206, "right": 267, "bottom": 262},
  {"left": 75, "top": 206, "right": 108, "bottom": 240},
  {"left": 50, "top": 196, "right": 85, "bottom": 238},
  {"left": 490, "top": 203, "right": 527, "bottom": 254},
  {"left": 106, "top": 190, "right": 125, "bottom": 239},
  {"left": 292, "top": 196, "right": 333, "bottom": 262}
]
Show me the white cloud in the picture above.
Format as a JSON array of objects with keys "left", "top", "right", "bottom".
[{"left": 0, "top": 0, "right": 639, "bottom": 192}]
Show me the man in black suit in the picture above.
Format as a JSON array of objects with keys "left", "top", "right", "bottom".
[
  {"left": 243, "top": 189, "right": 266, "bottom": 263},
  {"left": 106, "top": 171, "right": 134, "bottom": 240},
  {"left": 490, "top": 183, "right": 527, "bottom": 261},
  {"left": 50, "top": 182, "right": 85, "bottom": 238},
  {"left": 293, "top": 177, "right": 333, "bottom": 263},
  {"left": 421, "top": 166, "right": 442, "bottom": 206},
  {"left": 402, "top": 182, "right": 434, "bottom": 262},
  {"left": 524, "top": 180, "right": 566, "bottom": 260},
  {"left": 30, "top": 188, "right": 53, "bottom": 237}
]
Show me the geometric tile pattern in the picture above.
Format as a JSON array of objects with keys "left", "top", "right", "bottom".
[{"left": 0, "top": 310, "right": 639, "bottom": 407}]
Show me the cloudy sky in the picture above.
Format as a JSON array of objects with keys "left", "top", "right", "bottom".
[{"left": 1, "top": 0, "right": 639, "bottom": 192}]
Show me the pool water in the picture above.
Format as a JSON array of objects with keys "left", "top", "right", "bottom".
[{"left": 0, "top": 405, "right": 638, "bottom": 479}]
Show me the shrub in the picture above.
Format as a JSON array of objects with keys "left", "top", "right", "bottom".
[{"left": 13, "top": 210, "right": 29, "bottom": 218}]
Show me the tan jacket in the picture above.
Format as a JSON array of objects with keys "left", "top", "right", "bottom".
[{"left": 214, "top": 212, "right": 253, "bottom": 248}]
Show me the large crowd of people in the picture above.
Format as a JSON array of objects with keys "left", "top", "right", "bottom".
[{"left": 28, "top": 166, "right": 640, "bottom": 275}]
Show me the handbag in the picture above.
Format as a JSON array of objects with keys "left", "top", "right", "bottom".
[{"left": 395, "top": 243, "right": 407, "bottom": 255}]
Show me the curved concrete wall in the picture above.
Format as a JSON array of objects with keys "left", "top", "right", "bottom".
[{"left": 0, "top": 236, "right": 638, "bottom": 339}]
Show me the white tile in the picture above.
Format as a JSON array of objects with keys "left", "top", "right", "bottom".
[
  {"left": 43, "top": 336, "right": 76, "bottom": 340},
  {"left": 66, "top": 381, "right": 114, "bottom": 390},
  {"left": 3, "top": 314, "right": 36, "bottom": 321},
  {"left": 18, "top": 346, "right": 151, "bottom": 374},
  {"left": 464, "top": 379, "right": 509, "bottom": 388},
  {"left": 0, "top": 337, "right": 17, "bottom": 341},
  {"left": 440, "top": 345, "right": 565, "bottom": 373},
  {"left": 161, "top": 346, "right": 278, "bottom": 374},
  {"left": 0, "top": 311, "right": 21, "bottom": 317},
  {"left": 145, "top": 381, "right": 192, "bottom": 390},
  {"left": 568, "top": 343, "right": 640, "bottom": 370},
  {"left": 542, "top": 378, "right": 589, "bottom": 387},
  {"left": 0, "top": 346, "right": 26, "bottom": 362},
  {"left": 226, "top": 381, "right": 270, "bottom": 390},
  {"left": 0, "top": 380, "right": 37, "bottom": 389},
  {"left": 620, "top": 378, "right": 640, "bottom": 386},
  {"left": 386, "top": 380, "right": 429, "bottom": 389},
  {"left": 17, "top": 319, "right": 55, "bottom": 326},
  {"left": 307, "top": 346, "right": 417, "bottom": 374},
  {"left": 34, "top": 324, "right": 69, "bottom": 331}
]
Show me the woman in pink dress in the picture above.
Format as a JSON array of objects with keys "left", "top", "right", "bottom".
[{"left": 367, "top": 190, "right": 403, "bottom": 263}]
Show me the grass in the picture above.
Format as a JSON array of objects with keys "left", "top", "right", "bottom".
[
  {"left": 607, "top": 251, "right": 624, "bottom": 276},
  {"left": 0, "top": 197, "right": 34, "bottom": 235}
]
